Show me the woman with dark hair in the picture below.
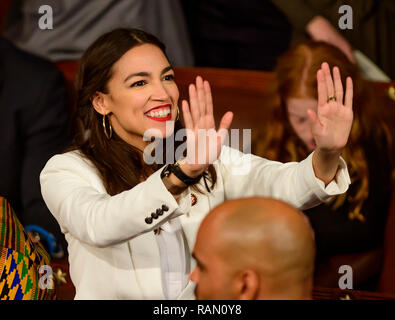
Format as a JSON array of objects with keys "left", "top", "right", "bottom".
[
  {"left": 40, "top": 29, "right": 353, "bottom": 299},
  {"left": 253, "top": 41, "right": 392, "bottom": 258}
]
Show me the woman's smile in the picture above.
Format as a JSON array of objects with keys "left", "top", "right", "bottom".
[{"left": 144, "top": 104, "right": 172, "bottom": 122}]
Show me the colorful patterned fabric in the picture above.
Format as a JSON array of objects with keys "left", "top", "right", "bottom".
[{"left": 0, "top": 196, "right": 56, "bottom": 300}]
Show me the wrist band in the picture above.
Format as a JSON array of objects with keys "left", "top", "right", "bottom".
[{"left": 161, "top": 162, "right": 203, "bottom": 186}]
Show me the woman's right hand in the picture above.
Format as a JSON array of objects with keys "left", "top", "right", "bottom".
[{"left": 180, "top": 76, "right": 233, "bottom": 177}]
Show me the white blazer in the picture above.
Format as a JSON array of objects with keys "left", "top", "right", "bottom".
[{"left": 40, "top": 146, "right": 350, "bottom": 299}]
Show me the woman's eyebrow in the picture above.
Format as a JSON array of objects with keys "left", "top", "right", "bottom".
[
  {"left": 161, "top": 65, "right": 173, "bottom": 75},
  {"left": 124, "top": 71, "right": 149, "bottom": 83},
  {"left": 123, "top": 66, "right": 173, "bottom": 83}
]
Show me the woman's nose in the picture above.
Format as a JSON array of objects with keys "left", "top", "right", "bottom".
[
  {"left": 299, "top": 122, "right": 312, "bottom": 136},
  {"left": 151, "top": 82, "right": 170, "bottom": 101}
]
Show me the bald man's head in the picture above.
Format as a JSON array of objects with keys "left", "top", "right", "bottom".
[{"left": 190, "top": 197, "right": 316, "bottom": 300}]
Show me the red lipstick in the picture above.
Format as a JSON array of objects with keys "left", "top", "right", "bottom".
[{"left": 144, "top": 104, "right": 172, "bottom": 122}]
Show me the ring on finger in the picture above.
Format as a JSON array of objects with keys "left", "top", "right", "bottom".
[{"left": 328, "top": 95, "right": 336, "bottom": 102}]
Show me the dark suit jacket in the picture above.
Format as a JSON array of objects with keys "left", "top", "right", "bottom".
[{"left": 0, "top": 37, "right": 70, "bottom": 251}]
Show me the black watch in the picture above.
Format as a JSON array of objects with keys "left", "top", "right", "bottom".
[{"left": 161, "top": 162, "right": 203, "bottom": 186}]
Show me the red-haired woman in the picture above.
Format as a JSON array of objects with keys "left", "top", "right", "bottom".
[{"left": 253, "top": 41, "right": 392, "bottom": 259}]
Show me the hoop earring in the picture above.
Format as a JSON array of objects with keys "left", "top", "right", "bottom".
[
  {"left": 176, "top": 106, "right": 179, "bottom": 121},
  {"left": 102, "top": 113, "right": 112, "bottom": 139}
]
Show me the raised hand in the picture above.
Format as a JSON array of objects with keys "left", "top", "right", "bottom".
[
  {"left": 180, "top": 76, "right": 233, "bottom": 176},
  {"left": 308, "top": 62, "right": 353, "bottom": 153}
]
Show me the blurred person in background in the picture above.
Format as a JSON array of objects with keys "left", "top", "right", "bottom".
[
  {"left": 272, "top": 0, "right": 395, "bottom": 80},
  {"left": 252, "top": 41, "right": 392, "bottom": 260},
  {"left": 3, "top": 0, "right": 194, "bottom": 66},
  {"left": 181, "top": 0, "right": 292, "bottom": 70},
  {"left": 0, "top": 36, "right": 70, "bottom": 257},
  {"left": 0, "top": 196, "right": 56, "bottom": 300}
]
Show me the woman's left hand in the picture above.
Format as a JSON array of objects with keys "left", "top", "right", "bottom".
[{"left": 308, "top": 62, "right": 353, "bottom": 153}]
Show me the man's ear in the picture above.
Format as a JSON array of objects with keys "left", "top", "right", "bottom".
[
  {"left": 91, "top": 91, "right": 110, "bottom": 116},
  {"left": 233, "top": 269, "right": 260, "bottom": 300}
]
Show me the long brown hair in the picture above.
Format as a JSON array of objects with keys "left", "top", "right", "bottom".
[
  {"left": 66, "top": 28, "right": 216, "bottom": 195},
  {"left": 253, "top": 41, "right": 392, "bottom": 222}
]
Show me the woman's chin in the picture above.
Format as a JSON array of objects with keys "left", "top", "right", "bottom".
[{"left": 143, "top": 121, "right": 175, "bottom": 139}]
